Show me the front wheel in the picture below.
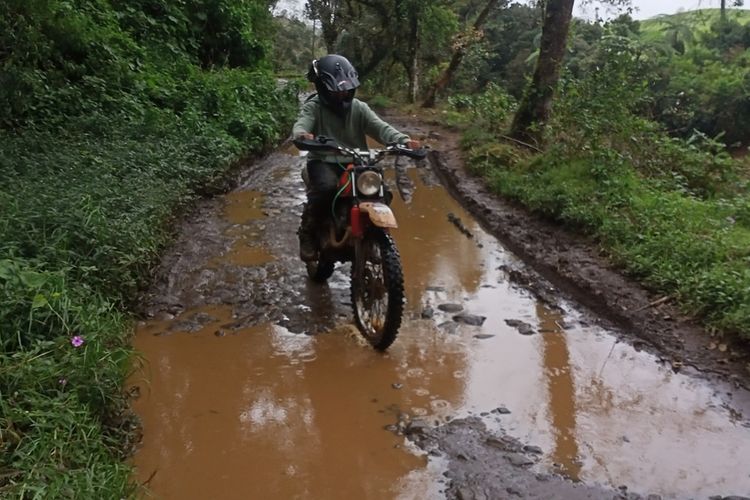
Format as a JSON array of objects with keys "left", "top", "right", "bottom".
[{"left": 351, "top": 229, "right": 404, "bottom": 350}]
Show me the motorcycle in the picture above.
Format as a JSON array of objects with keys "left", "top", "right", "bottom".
[{"left": 293, "top": 136, "right": 427, "bottom": 350}]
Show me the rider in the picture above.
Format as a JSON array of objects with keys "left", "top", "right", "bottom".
[{"left": 292, "top": 54, "right": 421, "bottom": 262}]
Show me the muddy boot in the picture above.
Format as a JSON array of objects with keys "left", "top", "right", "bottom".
[{"left": 298, "top": 203, "right": 318, "bottom": 262}]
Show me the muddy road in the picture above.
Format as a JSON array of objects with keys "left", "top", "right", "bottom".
[{"left": 130, "top": 118, "right": 750, "bottom": 499}]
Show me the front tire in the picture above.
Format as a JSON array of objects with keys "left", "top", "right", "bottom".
[{"left": 351, "top": 229, "right": 404, "bottom": 350}]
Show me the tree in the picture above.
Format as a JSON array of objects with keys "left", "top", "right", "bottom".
[
  {"left": 509, "top": 0, "right": 575, "bottom": 147},
  {"left": 401, "top": 0, "right": 427, "bottom": 103},
  {"left": 305, "top": 0, "right": 344, "bottom": 53},
  {"left": 658, "top": 16, "right": 694, "bottom": 54},
  {"left": 422, "top": 0, "right": 502, "bottom": 107}
]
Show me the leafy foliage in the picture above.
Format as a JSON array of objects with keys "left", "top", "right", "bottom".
[
  {"left": 0, "top": 0, "right": 298, "bottom": 496},
  {"left": 461, "top": 18, "right": 750, "bottom": 339}
]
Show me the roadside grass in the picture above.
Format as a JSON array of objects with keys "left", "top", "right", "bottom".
[
  {"left": 459, "top": 112, "right": 750, "bottom": 341},
  {"left": 0, "top": 79, "right": 298, "bottom": 497}
]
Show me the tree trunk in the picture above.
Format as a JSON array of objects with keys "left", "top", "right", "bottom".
[
  {"left": 407, "top": 13, "right": 420, "bottom": 103},
  {"left": 322, "top": 22, "right": 338, "bottom": 53},
  {"left": 305, "top": 0, "right": 342, "bottom": 54},
  {"left": 312, "top": 20, "right": 317, "bottom": 60},
  {"left": 422, "top": 0, "right": 499, "bottom": 108},
  {"left": 509, "top": 0, "right": 575, "bottom": 147},
  {"left": 721, "top": 0, "right": 727, "bottom": 22}
]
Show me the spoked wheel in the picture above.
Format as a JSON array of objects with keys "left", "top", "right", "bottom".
[
  {"left": 351, "top": 229, "right": 404, "bottom": 350},
  {"left": 306, "top": 258, "right": 335, "bottom": 283}
]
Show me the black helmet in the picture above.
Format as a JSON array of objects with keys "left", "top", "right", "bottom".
[{"left": 307, "top": 54, "right": 360, "bottom": 115}]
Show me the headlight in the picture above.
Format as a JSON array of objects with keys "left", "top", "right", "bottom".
[{"left": 356, "top": 171, "right": 382, "bottom": 196}]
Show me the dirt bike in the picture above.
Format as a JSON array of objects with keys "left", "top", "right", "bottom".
[{"left": 293, "top": 136, "right": 427, "bottom": 351}]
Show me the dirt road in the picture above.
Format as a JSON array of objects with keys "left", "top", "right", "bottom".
[{"left": 130, "top": 116, "right": 750, "bottom": 499}]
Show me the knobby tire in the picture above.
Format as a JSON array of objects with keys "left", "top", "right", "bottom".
[{"left": 351, "top": 229, "right": 405, "bottom": 351}]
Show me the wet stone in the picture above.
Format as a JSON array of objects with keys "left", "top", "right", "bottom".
[
  {"left": 447, "top": 213, "right": 474, "bottom": 239},
  {"left": 438, "top": 321, "right": 459, "bottom": 335},
  {"left": 427, "top": 285, "right": 446, "bottom": 292},
  {"left": 406, "top": 420, "right": 429, "bottom": 436},
  {"left": 392, "top": 383, "right": 404, "bottom": 390},
  {"left": 456, "top": 487, "right": 474, "bottom": 500},
  {"left": 453, "top": 313, "right": 487, "bottom": 326},
  {"left": 438, "top": 303, "right": 464, "bottom": 313},
  {"left": 421, "top": 306, "right": 435, "bottom": 319},
  {"left": 214, "top": 329, "right": 226, "bottom": 337},
  {"left": 523, "top": 445, "right": 543, "bottom": 455},
  {"left": 485, "top": 437, "right": 509, "bottom": 450},
  {"left": 505, "top": 319, "right": 536, "bottom": 336},
  {"left": 473, "top": 334, "right": 495, "bottom": 340},
  {"left": 493, "top": 406, "right": 511, "bottom": 415},
  {"left": 506, "top": 453, "right": 534, "bottom": 467}
]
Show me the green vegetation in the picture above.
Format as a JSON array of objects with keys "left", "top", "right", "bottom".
[
  {"left": 3, "top": 0, "right": 750, "bottom": 495},
  {"left": 640, "top": 8, "right": 750, "bottom": 39},
  {"left": 458, "top": 12, "right": 750, "bottom": 339},
  {"left": 1, "top": 0, "right": 297, "bottom": 497}
]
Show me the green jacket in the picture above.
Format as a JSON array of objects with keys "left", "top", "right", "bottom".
[{"left": 292, "top": 96, "right": 410, "bottom": 163}]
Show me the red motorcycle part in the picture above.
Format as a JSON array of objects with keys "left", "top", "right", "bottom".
[
  {"left": 338, "top": 164, "right": 354, "bottom": 196},
  {"left": 350, "top": 205, "right": 366, "bottom": 238}
]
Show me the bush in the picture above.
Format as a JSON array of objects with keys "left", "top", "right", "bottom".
[
  {"left": 0, "top": 1, "right": 298, "bottom": 496},
  {"left": 460, "top": 24, "right": 750, "bottom": 340}
]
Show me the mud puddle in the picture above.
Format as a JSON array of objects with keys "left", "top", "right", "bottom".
[{"left": 131, "top": 146, "right": 750, "bottom": 499}]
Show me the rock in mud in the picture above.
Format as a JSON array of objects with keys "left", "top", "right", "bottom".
[
  {"left": 506, "top": 453, "right": 534, "bottom": 467},
  {"left": 474, "top": 334, "right": 494, "bottom": 340},
  {"left": 523, "top": 445, "right": 543, "bottom": 455},
  {"left": 421, "top": 306, "right": 435, "bottom": 319},
  {"left": 447, "top": 212, "right": 474, "bottom": 239},
  {"left": 438, "top": 321, "right": 459, "bottom": 335},
  {"left": 410, "top": 416, "right": 616, "bottom": 499},
  {"left": 492, "top": 406, "right": 511, "bottom": 414},
  {"left": 453, "top": 313, "right": 487, "bottom": 326},
  {"left": 406, "top": 419, "right": 429, "bottom": 436},
  {"left": 438, "top": 303, "right": 464, "bottom": 313},
  {"left": 505, "top": 319, "right": 536, "bottom": 336}
]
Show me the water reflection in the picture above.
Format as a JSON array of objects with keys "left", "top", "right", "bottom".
[
  {"left": 537, "top": 304, "right": 580, "bottom": 480},
  {"left": 133, "top": 153, "right": 750, "bottom": 500},
  {"left": 389, "top": 169, "right": 484, "bottom": 308},
  {"left": 132, "top": 311, "right": 466, "bottom": 499}
]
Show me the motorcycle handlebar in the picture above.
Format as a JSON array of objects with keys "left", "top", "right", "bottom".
[
  {"left": 292, "top": 136, "right": 341, "bottom": 152},
  {"left": 292, "top": 136, "right": 428, "bottom": 160}
]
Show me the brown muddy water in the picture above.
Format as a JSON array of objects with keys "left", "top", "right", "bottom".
[{"left": 131, "top": 147, "right": 750, "bottom": 499}]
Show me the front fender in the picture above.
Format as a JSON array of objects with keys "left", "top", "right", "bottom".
[{"left": 359, "top": 202, "right": 398, "bottom": 229}]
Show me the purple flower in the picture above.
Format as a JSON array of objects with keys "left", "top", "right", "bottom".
[
  {"left": 71, "top": 335, "right": 84, "bottom": 348},
  {"left": 59, "top": 378, "right": 67, "bottom": 386}
]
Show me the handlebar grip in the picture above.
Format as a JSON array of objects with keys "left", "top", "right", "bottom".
[
  {"left": 403, "top": 148, "right": 428, "bottom": 160},
  {"left": 292, "top": 136, "right": 340, "bottom": 152},
  {"left": 390, "top": 143, "right": 428, "bottom": 160}
]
